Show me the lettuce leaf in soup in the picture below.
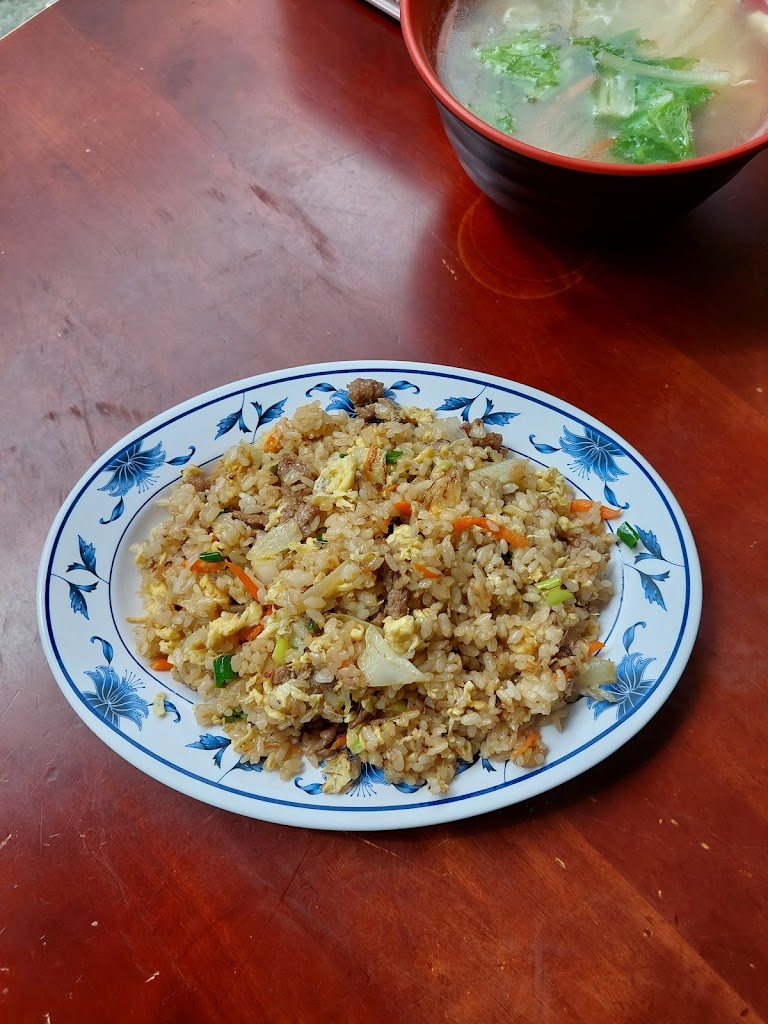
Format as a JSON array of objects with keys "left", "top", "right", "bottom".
[
  {"left": 477, "top": 29, "right": 562, "bottom": 99},
  {"left": 609, "top": 78, "right": 713, "bottom": 163}
]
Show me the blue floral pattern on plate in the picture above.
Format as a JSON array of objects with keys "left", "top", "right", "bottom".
[
  {"left": 588, "top": 621, "right": 658, "bottom": 721},
  {"left": 51, "top": 535, "right": 106, "bottom": 618},
  {"left": 437, "top": 388, "right": 518, "bottom": 426},
  {"left": 98, "top": 440, "right": 196, "bottom": 523},
  {"left": 81, "top": 638, "right": 149, "bottom": 730},
  {"left": 38, "top": 361, "right": 701, "bottom": 831}
]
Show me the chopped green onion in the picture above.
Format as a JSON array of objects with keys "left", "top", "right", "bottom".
[
  {"left": 316, "top": 532, "right": 326, "bottom": 545},
  {"left": 224, "top": 711, "right": 247, "bottom": 723},
  {"left": 534, "top": 576, "right": 564, "bottom": 592},
  {"left": 268, "top": 464, "right": 278, "bottom": 473},
  {"left": 338, "top": 453, "right": 348, "bottom": 459},
  {"left": 198, "top": 550, "right": 224, "bottom": 563},
  {"left": 386, "top": 450, "right": 404, "bottom": 465},
  {"left": 617, "top": 522, "right": 640, "bottom": 548},
  {"left": 273, "top": 636, "right": 293, "bottom": 666},
  {"left": 214, "top": 654, "right": 238, "bottom": 687},
  {"left": 307, "top": 618, "right": 320, "bottom": 633},
  {"left": 543, "top": 586, "right": 573, "bottom": 607},
  {"left": 216, "top": 506, "right": 233, "bottom": 517}
]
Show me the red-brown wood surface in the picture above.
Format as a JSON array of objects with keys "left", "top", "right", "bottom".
[{"left": 1, "top": 1, "right": 766, "bottom": 1021}]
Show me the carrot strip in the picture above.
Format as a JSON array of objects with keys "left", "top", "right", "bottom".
[
  {"left": 149, "top": 657, "right": 173, "bottom": 672},
  {"left": 588, "top": 640, "right": 606, "bottom": 656},
  {"left": 413, "top": 562, "right": 443, "bottom": 579},
  {"left": 239, "top": 623, "right": 265, "bottom": 643},
  {"left": 451, "top": 515, "right": 527, "bottom": 549},
  {"left": 187, "top": 558, "right": 221, "bottom": 572},
  {"left": 512, "top": 731, "right": 540, "bottom": 759},
  {"left": 584, "top": 137, "right": 614, "bottom": 161},
  {"left": 225, "top": 560, "right": 260, "bottom": 599},
  {"left": 569, "top": 500, "right": 621, "bottom": 521},
  {"left": 393, "top": 501, "right": 412, "bottom": 518},
  {"left": 329, "top": 734, "right": 347, "bottom": 752}
]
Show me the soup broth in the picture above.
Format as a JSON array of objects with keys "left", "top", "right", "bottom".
[{"left": 437, "top": 0, "right": 768, "bottom": 163}]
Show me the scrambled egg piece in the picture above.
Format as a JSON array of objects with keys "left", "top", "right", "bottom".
[
  {"left": 151, "top": 691, "right": 167, "bottom": 718},
  {"left": 386, "top": 524, "right": 422, "bottom": 562},
  {"left": 312, "top": 453, "right": 357, "bottom": 508},
  {"left": 383, "top": 615, "right": 419, "bottom": 656},
  {"left": 174, "top": 626, "right": 208, "bottom": 668},
  {"left": 144, "top": 581, "right": 167, "bottom": 616},
  {"left": 198, "top": 574, "right": 231, "bottom": 606},
  {"left": 402, "top": 406, "right": 433, "bottom": 425},
  {"left": 155, "top": 625, "right": 182, "bottom": 642},
  {"left": 321, "top": 753, "right": 356, "bottom": 794},
  {"left": 206, "top": 601, "right": 263, "bottom": 650}
]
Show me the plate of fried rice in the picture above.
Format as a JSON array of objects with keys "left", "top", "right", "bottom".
[{"left": 38, "top": 362, "right": 701, "bottom": 830}]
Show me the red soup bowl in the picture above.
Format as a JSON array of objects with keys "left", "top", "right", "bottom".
[{"left": 400, "top": 0, "right": 768, "bottom": 229}]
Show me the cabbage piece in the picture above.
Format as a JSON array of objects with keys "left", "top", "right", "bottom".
[
  {"left": 470, "top": 458, "right": 528, "bottom": 487},
  {"left": 248, "top": 520, "right": 301, "bottom": 562},
  {"left": 434, "top": 416, "right": 466, "bottom": 441},
  {"left": 298, "top": 561, "right": 362, "bottom": 610},
  {"left": 358, "top": 626, "right": 427, "bottom": 689},
  {"left": 572, "top": 658, "right": 617, "bottom": 696}
]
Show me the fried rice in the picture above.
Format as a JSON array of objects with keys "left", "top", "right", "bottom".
[{"left": 131, "top": 379, "right": 616, "bottom": 795}]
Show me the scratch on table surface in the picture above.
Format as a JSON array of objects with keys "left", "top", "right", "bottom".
[
  {"left": 356, "top": 837, "right": 400, "bottom": 858},
  {"left": 144, "top": 971, "right": 160, "bottom": 983},
  {"left": 0, "top": 833, "right": 13, "bottom": 853}
]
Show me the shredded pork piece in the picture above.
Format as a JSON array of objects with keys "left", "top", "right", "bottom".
[
  {"left": 347, "top": 377, "right": 385, "bottom": 406},
  {"left": 272, "top": 665, "right": 295, "bottom": 686},
  {"left": 230, "top": 510, "right": 267, "bottom": 528},
  {"left": 277, "top": 454, "right": 313, "bottom": 488},
  {"left": 463, "top": 419, "right": 504, "bottom": 451},
  {"left": 385, "top": 585, "right": 410, "bottom": 619},
  {"left": 356, "top": 398, "right": 405, "bottom": 422},
  {"left": 280, "top": 500, "right": 320, "bottom": 539}
]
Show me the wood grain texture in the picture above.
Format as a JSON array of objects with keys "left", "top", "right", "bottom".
[{"left": 0, "top": 1, "right": 766, "bottom": 1021}]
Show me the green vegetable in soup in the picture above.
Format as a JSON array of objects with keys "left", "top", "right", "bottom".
[
  {"left": 468, "top": 100, "right": 516, "bottom": 135},
  {"left": 574, "top": 30, "right": 697, "bottom": 71},
  {"left": 472, "top": 21, "right": 723, "bottom": 165},
  {"left": 478, "top": 29, "right": 562, "bottom": 99},
  {"left": 610, "top": 78, "right": 713, "bottom": 164},
  {"left": 593, "top": 74, "right": 636, "bottom": 118},
  {"left": 580, "top": 33, "right": 718, "bottom": 163}
]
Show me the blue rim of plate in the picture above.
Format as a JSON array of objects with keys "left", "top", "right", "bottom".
[{"left": 37, "top": 361, "right": 702, "bottom": 830}]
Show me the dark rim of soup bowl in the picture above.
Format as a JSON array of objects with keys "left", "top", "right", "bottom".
[{"left": 400, "top": 0, "right": 768, "bottom": 177}]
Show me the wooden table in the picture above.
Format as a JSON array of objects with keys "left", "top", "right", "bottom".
[{"left": 1, "top": 1, "right": 766, "bottom": 1021}]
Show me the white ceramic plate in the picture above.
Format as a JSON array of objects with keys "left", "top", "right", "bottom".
[{"left": 37, "top": 361, "right": 701, "bottom": 830}]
